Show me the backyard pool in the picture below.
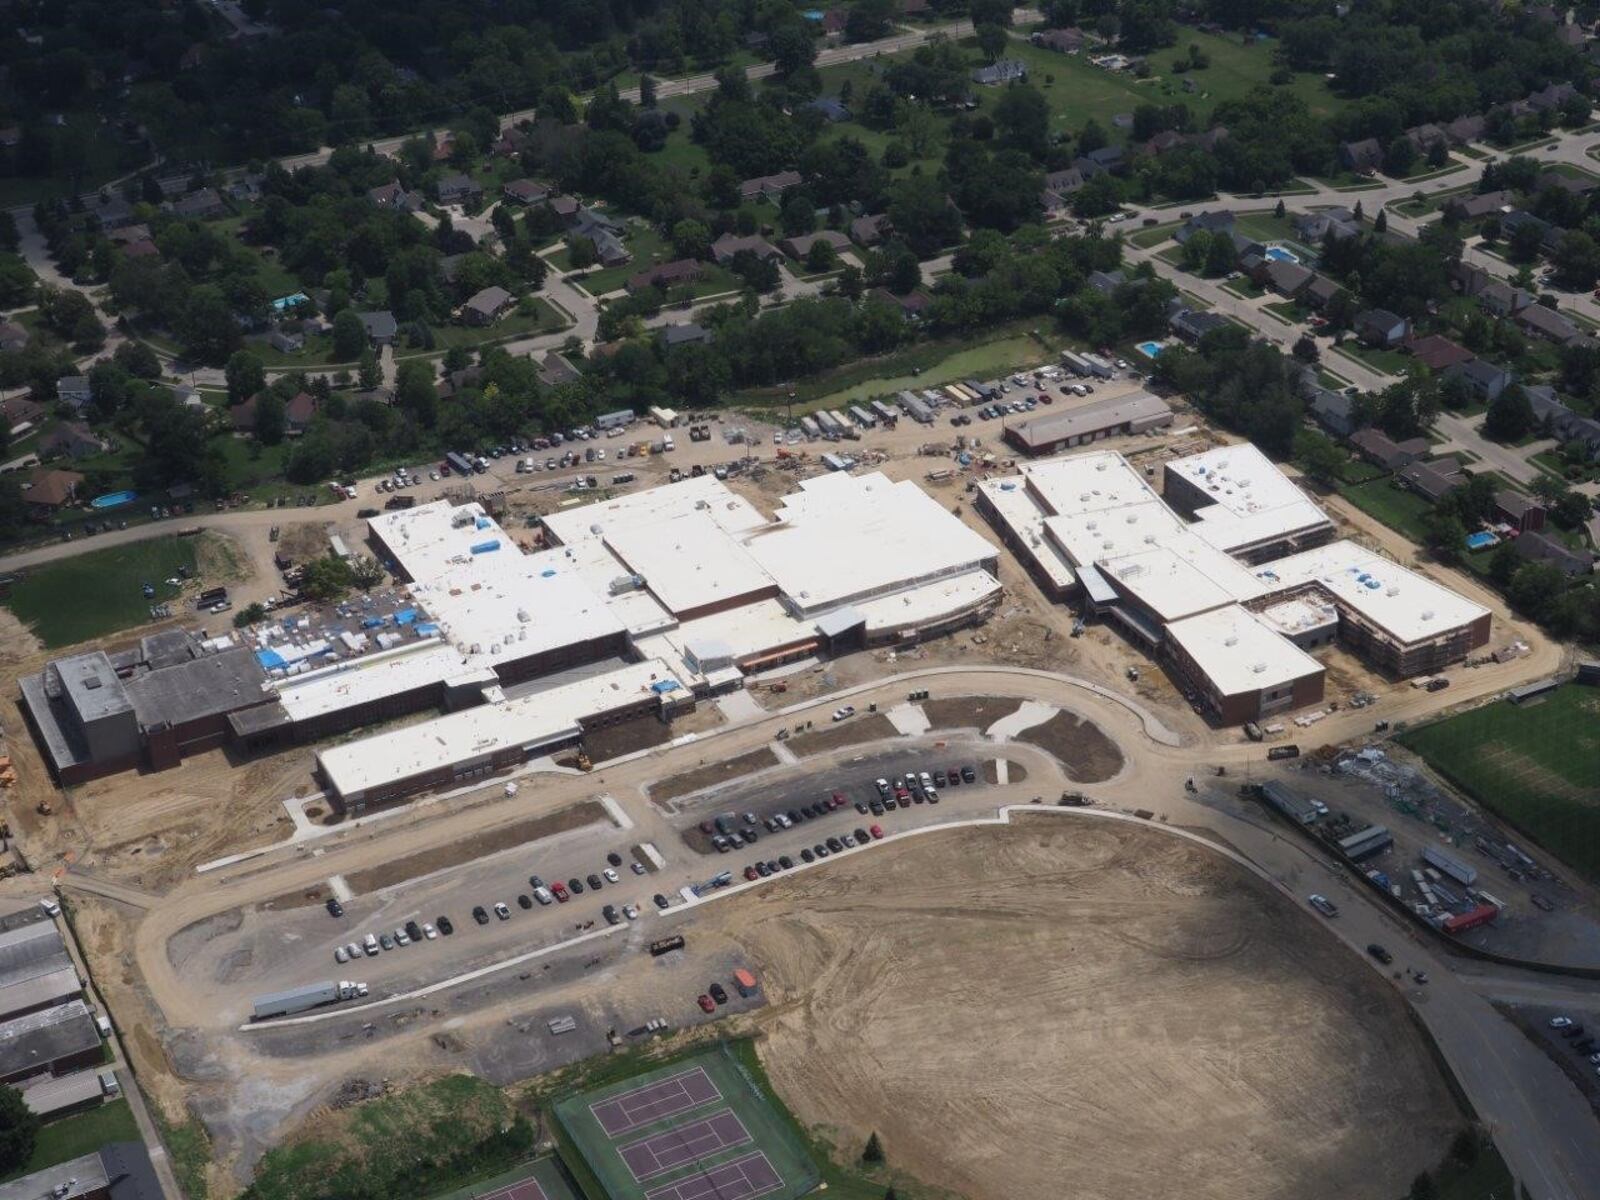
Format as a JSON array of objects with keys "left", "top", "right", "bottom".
[
  {"left": 1465, "top": 530, "right": 1500, "bottom": 551},
  {"left": 89, "top": 490, "right": 137, "bottom": 510},
  {"left": 1264, "top": 246, "right": 1301, "bottom": 264},
  {"left": 1136, "top": 340, "right": 1166, "bottom": 359}
]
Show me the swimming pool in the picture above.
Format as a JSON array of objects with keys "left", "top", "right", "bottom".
[
  {"left": 1135, "top": 340, "right": 1166, "bottom": 359},
  {"left": 89, "top": 490, "right": 137, "bottom": 510},
  {"left": 1465, "top": 530, "right": 1499, "bottom": 551},
  {"left": 1265, "top": 246, "right": 1301, "bottom": 264}
]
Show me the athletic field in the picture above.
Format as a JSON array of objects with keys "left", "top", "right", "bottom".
[
  {"left": 1399, "top": 685, "right": 1600, "bottom": 881},
  {"left": 553, "top": 1045, "right": 818, "bottom": 1200}
]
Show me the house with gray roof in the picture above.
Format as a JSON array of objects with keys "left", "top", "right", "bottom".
[
  {"left": 358, "top": 311, "right": 398, "bottom": 346},
  {"left": 462, "top": 286, "right": 513, "bottom": 326},
  {"left": 971, "top": 59, "right": 1027, "bottom": 85}
]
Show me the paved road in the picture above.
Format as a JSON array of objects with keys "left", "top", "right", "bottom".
[{"left": 1434, "top": 411, "right": 1555, "bottom": 484}]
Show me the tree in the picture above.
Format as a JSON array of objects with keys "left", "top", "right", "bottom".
[
  {"left": 178, "top": 285, "right": 239, "bottom": 364},
  {"left": 671, "top": 219, "right": 711, "bottom": 261},
  {"left": 233, "top": 602, "right": 266, "bottom": 628},
  {"left": 330, "top": 310, "right": 367, "bottom": 362},
  {"left": 993, "top": 84, "right": 1049, "bottom": 158},
  {"left": 847, "top": 0, "right": 896, "bottom": 42},
  {"left": 113, "top": 340, "right": 162, "bottom": 379},
  {"left": 861, "top": 1132, "right": 884, "bottom": 1164},
  {"left": 1551, "top": 489, "right": 1594, "bottom": 529},
  {"left": 639, "top": 74, "right": 657, "bottom": 108},
  {"left": 1484, "top": 386, "right": 1535, "bottom": 442},
  {"left": 1292, "top": 334, "right": 1319, "bottom": 362},
  {"left": 300, "top": 556, "right": 355, "bottom": 602},
  {"left": 806, "top": 240, "right": 839, "bottom": 272},
  {"left": 225, "top": 350, "right": 266, "bottom": 404},
  {"left": 1294, "top": 429, "right": 1345, "bottom": 485},
  {"left": 254, "top": 390, "right": 286, "bottom": 445},
  {"left": 358, "top": 348, "right": 380, "bottom": 391},
  {"left": 1422, "top": 508, "right": 1468, "bottom": 561},
  {"left": 975, "top": 23, "right": 1009, "bottom": 63},
  {"left": 0, "top": 1084, "right": 38, "bottom": 1172},
  {"left": 1373, "top": 209, "right": 1387, "bottom": 234}
]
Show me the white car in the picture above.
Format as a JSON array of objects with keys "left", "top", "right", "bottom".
[
  {"left": 422, "top": 923, "right": 438, "bottom": 940},
  {"left": 631, "top": 862, "right": 646, "bottom": 875},
  {"left": 1550, "top": 1016, "right": 1574, "bottom": 1028},
  {"left": 429, "top": 470, "right": 439, "bottom": 481},
  {"left": 603, "top": 867, "right": 619, "bottom": 883},
  {"left": 832, "top": 705, "right": 856, "bottom": 722},
  {"left": 494, "top": 902, "right": 511, "bottom": 920},
  {"left": 334, "top": 945, "right": 349, "bottom": 963},
  {"left": 363, "top": 935, "right": 380, "bottom": 956},
  {"left": 623, "top": 904, "right": 639, "bottom": 921},
  {"left": 394, "top": 928, "right": 410, "bottom": 946}
]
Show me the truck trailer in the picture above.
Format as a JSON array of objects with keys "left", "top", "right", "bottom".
[
  {"left": 1443, "top": 903, "right": 1499, "bottom": 934},
  {"left": 1338, "top": 824, "right": 1393, "bottom": 862},
  {"left": 1421, "top": 845, "right": 1478, "bottom": 887},
  {"left": 252, "top": 980, "right": 357, "bottom": 1020}
]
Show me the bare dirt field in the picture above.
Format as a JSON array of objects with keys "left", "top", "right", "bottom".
[
  {"left": 687, "top": 819, "right": 1460, "bottom": 1200},
  {"left": 344, "top": 800, "right": 607, "bottom": 894},
  {"left": 1016, "top": 710, "right": 1124, "bottom": 782},
  {"left": 787, "top": 714, "right": 898, "bottom": 756},
  {"left": 652, "top": 748, "right": 779, "bottom": 804},
  {"left": 922, "top": 695, "right": 1020, "bottom": 731},
  {"left": 585, "top": 705, "right": 724, "bottom": 761}
]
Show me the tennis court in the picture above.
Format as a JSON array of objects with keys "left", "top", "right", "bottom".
[
  {"left": 553, "top": 1044, "right": 818, "bottom": 1200},
  {"left": 620, "top": 1111, "right": 752, "bottom": 1181}
]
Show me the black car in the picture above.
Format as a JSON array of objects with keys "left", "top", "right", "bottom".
[
  {"left": 800, "top": 848, "right": 815, "bottom": 863},
  {"left": 961, "top": 765, "right": 976, "bottom": 783},
  {"left": 756, "top": 861, "right": 771, "bottom": 877},
  {"left": 788, "top": 808, "right": 805, "bottom": 824},
  {"left": 529, "top": 875, "right": 545, "bottom": 890},
  {"left": 653, "top": 893, "right": 670, "bottom": 909},
  {"left": 778, "top": 855, "right": 794, "bottom": 870},
  {"left": 766, "top": 859, "right": 780, "bottom": 874},
  {"left": 869, "top": 800, "right": 884, "bottom": 816},
  {"left": 854, "top": 828, "right": 870, "bottom": 843},
  {"left": 826, "top": 836, "right": 844, "bottom": 853},
  {"left": 405, "top": 919, "right": 423, "bottom": 942},
  {"left": 855, "top": 800, "right": 869, "bottom": 814},
  {"left": 607, "top": 851, "right": 623, "bottom": 867},
  {"left": 569, "top": 877, "right": 584, "bottom": 894},
  {"left": 437, "top": 916, "right": 454, "bottom": 935},
  {"left": 911, "top": 790, "right": 925, "bottom": 804},
  {"left": 379, "top": 932, "right": 394, "bottom": 950},
  {"left": 709, "top": 982, "right": 729, "bottom": 1005},
  {"left": 602, "top": 904, "right": 621, "bottom": 925},
  {"left": 934, "top": 771, "right": 947, "bottom": 787},
  {"left": 743, "top": 828, "right": 758, "bottom": 845},
  {"left": 1367, "top": 943, "right": 1393, "bottom": 965},
  {"left": 815, "top": 843, "right": 830, "bottom": 858},
  {"left": 587, "top": 873, "right": 603, "bottom": 890},
  {"left": 472, "top": 905, "right": 489, "bottom": 925},
  {"left": 517, "top": 894, "right": 533, "bottom": 909},
  {"left": 326, "top": 898, "right": 344, "bottom": 918}
]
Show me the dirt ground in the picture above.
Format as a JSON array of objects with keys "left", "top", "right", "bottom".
[
  {"left": 1015, "top": 710, "right": 1125, "bottom": 783},
  {"left": 787, "top": 714, "right": 898, "bottom": 756},
  {"left": 651, "top": 748, "right": 780, "bottom": 804},
  {"left": 922, "top": 696, "right": 1021, "bottom": 731},
  {"left": 343, "top": 801, "right": 606, "bottom": 894},
  {"left": 690, "top": 819, "right": 1461, "bottom": 1200}
]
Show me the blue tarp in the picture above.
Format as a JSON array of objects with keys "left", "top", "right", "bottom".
[
  {"left": 255, "top": 648, "right": 287, "bottom": 670},
  {"left": 415, "top": 623, "right": 440, "bottom": 637},
  {"left": 394, "top": 608, "right": 417, "bottom": 625},
  {"left": 360, "top": 616, "right": 385, "bottom": 629},
  {"left": 650, "top": 678, "right": 682, "bottom": 694},
  {"left": 475, "top": 516, "right": 491, "bottom": 529},
  {"left": 470, "top": 539, "right": 500, "bottom": 554},
  {"left": 271, "top": 292, "right": 310, "bottom": 312}
]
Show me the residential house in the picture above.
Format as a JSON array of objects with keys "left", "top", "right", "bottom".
[
  {"left": 368, "top": 181, "right": 424, "bottom": 212},
  {"left": 972, "top": 59, "right": 1028, "bottom": 86},
  {"left": 1514, "top": 302, "right": 1582, "bottom": 344},
  {"left": 869, "top": 288, "right": 932, "bottom": 319},
  {"left": 1556, "top": 22, "right": 1588, "bottom": 48},
  {"left": 435, "top": 173, "right": 482, "bottom": 205},
  {"left": 24, "top": 469, "right": 83, "bottom": 516},
  {"left": 1450, "top": 261, "right": 1492, "bottom": 298},
  {"left": 711, "top": 233, "right": 783, "bottom": 265},
  {"left": 1494, "top": 490, "right": 1546, "bottom": 534},
  {"left": 39, "top": 422, "right": 105, "bottom": 460},
  {"left": 1443, "top": 190, "right": 1514, "bottom": 221},
  {"left": 167, "top": 188, "right": 225, "bottom": 219},
  {"left": 1339, "top": 138, "right": 1384, "bottom": 173},
  {"left": 1350, "top": 429, "right": 1430, "bottom": 471},
  {"left": 1354, "top": 308, "right": 1410, "bottom": 347},
  {"left": 739, "top": 170, "right": 803, "bottom": 203},
  {"left": 1087, "top": 269, "right": 1126, "bottom": 294},
  {"left": 1445, "top": 114, "right": 1487, "bottom": 145},
  {"left": 661, "top": 323, "right": 715, "bottom": 348},
  {"left": 1514, "top": 529, "right": 1595, "bottom": 576},
  {"left": 1258, "top": 259, "right": 1314, "bottom": 298},
  {"left": 1539, "top": 170, "right": 1598, "bottom": 197},
  {"left": 577, "top": 227, "right": 629, "bottom": 267},
  {"left": 538, "top": 351, "right": 581, "bottom": 387},
  {"left": 1308, "top": 387, "right": 1360, "bottom": 438},
  {"left": 1, "top": 397, "right": 44, "bottom": 434},
  {"left": 549, "top": 195, "right": 580, "bottom": 221},
  {"left": 1500, "top": 209, "right": 1561, "bottom": 254},
  {"left": 1406, "top": 334, "right": 1474, "bottom": 371},
  {"left": 268, "top": 327, "right": 304, "bottom": 354},
  {"left": 492, "top": 128, "right": 531, "bottom": 158},
  {"left": 1293, "top": 207, "right": 1360, "bottom": 242},
  {"left": 1169, "top": 308, "right": 1233, "bottom": 342},
  {"left": 359, "top": 311, "right": 398, "bottom": 346},
  {"left": 1041, "top": 167, "right": 1084, "bottom": 212},
  {"left": 1528, "top": 81, "right": 1579, "bottom": 112},
  {"left": 284, "top": 391, "right": 317, "bottom": 434},
  {"left": 502, "top": 179, "right": 552, "bottom": 205},
  {"left": 1399, "top": 456, "right": 1466, "bottom": 501},
  {"left": 1442, "top": 357, "right": 1513, "bottom": 402},
  {"left": 1524, "top": 385, "right": 1600, "bottom": 457},
  {"left": 462, "top": 286, "right": 513, "bottom": 325},
  {"left": 228, "top": 172, "right": 265, "bottom": 202},
  {"left": 55, "top": 375, "right": 91, "bottom": 409},
  {"left": 626, "top": 259, "right": 704, "bottom": 293},
  {"left": 0, "top": 321, "right": 28, "bottom": 352},
  {"left": 806, "top": 97, "right": 852, "bottom": 123},
  {"left": 86, "top": 194, "right": 135, "bottom": 230},
  {"left": 821, "top": 8, "right": 848, "bottom": 34},
  {"left": 849, "top": 213, "right": 891, "bottom": 246},
  {"left": 230, "top": 394, "right": 259, "bottom": 432},
  {"left": 119, "top": 238, "right": 160, "bottom": 260},
  {"left": 1478, "top": 279, "right": 1535, "bottom": 317},
  {"left": 1074, "top": 145, "right": 1125, "bottom": 177},
  {"left": 1301, "top": 275, "right": 1344, "bottom": 311},
  {"left": 778, "top": 230, "right": 851, "bottom": 262},
  {"left": 1033, "top": 27, "right": 1087, "bottom": 53},
  {"left": 1174, "top": 210, "right": 1235, "bottom": 246},
  {"left": 174, "top": 384, "right": 204, "bottom": 411},
  {"left": 1404, "top": 123, "right": 1449, "bottom": 156}
]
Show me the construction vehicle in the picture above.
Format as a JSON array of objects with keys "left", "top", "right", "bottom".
[{"left": 576, "top": 749, "right": 594, "bottom": 772}]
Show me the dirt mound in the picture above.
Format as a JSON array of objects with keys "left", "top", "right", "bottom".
[
  {"left": 690, "top": 819, "right": 1458, "bottom": 1200},
  {"left": 1016, "top": 709, "right": 1124, "bottom": 782}
]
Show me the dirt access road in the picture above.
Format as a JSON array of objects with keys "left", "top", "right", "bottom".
[{"left": 711, "top": 818, "right": 1462, "bottom": 1200}]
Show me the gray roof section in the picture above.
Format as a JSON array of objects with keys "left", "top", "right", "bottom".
[
  {"left": 17, "top": 672, "right": 90, "bottom": 772},
  {"left": 57, "top": 652, "right": 134, "bottom": 723},
  {"left": 124, "top": 646, "right": 267, "bottom": 730},
  {"left": 0, "top": 998, "right": 97, "bottom": 1079},
  {"left": 0, "top": 1149, "right": 108, "bottom": 1200}
]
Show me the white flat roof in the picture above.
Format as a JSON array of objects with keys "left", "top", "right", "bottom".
[
  {"left": 603, "top": 510, "right": 775, "bottom": 615},
  {"left": 746, "top": 472, "right": 998, "bottom": 615},
  {"left": 1020, "top": 450, "right": 1158, "bottom": 518},
  {"left": 1255, "top": 541, "right": 1490, "bottom": 645},
  {"left": 1166, "top": 605, "right": 1324, "bottom": 697},
  {"left": 369, "top": 501, "right": 517, "bottom": 580},
  {"left": 976, "top": 477, "right": 1076, "bottom": 590},
  {"left": 274, "top": 640, "right": 494, "bottom": 721},
  {"left": 1255, "top": 593, "right": 1340, "bottom": 637},
  {"left": 1167, "top": 443, "right": 1332, "bottom": 553},
  {"left": 317, "top": 658, "right": 681, "bottom": 799},
  {"left": 1095, "top": 544, "right": 1269, "bottom": 622},
  {"left": 852, "top": 569, "right": 1002, "bottom": 632},
  {"left": 542, "top": 474, "right": 767, "bottom": 546}
]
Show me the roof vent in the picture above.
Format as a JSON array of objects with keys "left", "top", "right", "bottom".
[
  {"left": 1252, "top": 662, "right": 1266, "bottom": 673},
  {"left": 1224, "top": 636, "right": 1238, "bottom": 647}
]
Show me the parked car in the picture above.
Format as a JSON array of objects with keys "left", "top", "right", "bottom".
[
  {"left": 422, "top": 923, "right": 438, "bottom": 939},
  {"left": 654, "top": 893, "right": 670, "bottom": 909},
  {"left": 552, "top": 882, "right": 569, "bottom": 902},
  {"left": 603, "top": 867, "right": 620, "bottom": 883},
  {"left": 517, "top": 894, "right": 533, "bottom": 909},
  {"left": 326, "top": 898, "right": 344, "bottom": 918},
  {"left": 869, "top": 825, "right": 884, "bottom": 839},
  {"left": 709, "top": 982, "right": 729, "bottom": 1005},
  {"left": 494, "top": 902, "right": 511, "bottom": 920},
  {"left": 472, "top": 906, "right": 489, "bottom": 925},
  {"left": 437, "top": 916, "right": 454, "bottom": 935}
]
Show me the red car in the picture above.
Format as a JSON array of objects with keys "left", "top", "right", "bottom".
[
  {"left": 696, "top": 993, "right": 716, "bottom": 1013},
  {"left": 829, "top": 792, "right": 845, "bottom": 808},
  {"left": 551, "top": 881, "right": 569, "bottom": 902},
  {"left": 744, "top": 866, "right": 759, "bottom": 881},
  {"left": 869, "top": 825, "right": 884, "bottom": 840}
]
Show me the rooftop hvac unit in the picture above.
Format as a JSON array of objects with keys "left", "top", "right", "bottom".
[
  {"left": 517, "top": 609, "right": 530, "bottom": 622},
  {"left": 1252, "top": 663, "right": 1266, "bottom": 673},
  {"left": 1421, "top": 610, "right": 1435, "bottom": 621},
  {"left": 1387, "top": 586, "right": 1399, "bottom": 597},
  {"left": 1224, "top": 636, "right": 1238, "bottom": 647}
]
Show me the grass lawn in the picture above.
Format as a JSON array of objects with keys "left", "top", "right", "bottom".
[
  {"left": 422, "top": 299, "right": 566, "bottom": 351},
  {"left": 1221, "top": 276, "right": 1265, "bottom": 299},
  {"left": 1338, "top": 343, "right": 1412, "bottom": 376},
  {"left": 1399, "top": 685, "right": 1600, "bottom": 883},
  {"left": 1264, "top": 299, "right": 1311, "bottom": 324},
  {"left": 248, "top": 332, "right": 341, "bottom": 368},
  {"left": 1337, "top": 476, "right": 1435, "bottom": 543},
  {"left": 575, "top": 224, "right": 672, "bottom": 294},
  {"left": 2, "top": 536, "right": 199, "bottom": 647},
  {"left": 214, "top": 435, "right": 293, "bottom": 499},
  {"left": 0, "top": 1100, "right": 141, "bottom": 1182},
  {"left": 1129, "top": 222, "right": 1182, "bottom": 248}
]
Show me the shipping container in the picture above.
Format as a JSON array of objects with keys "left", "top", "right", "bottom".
[
  {"left": 1338, "top": 824, "right": 1393, "bottom": 862},
  {"left": 903, "top": 395, "right": 935, "bottom": 424},
  {"left": 1260, "top": 781, "right": 1321, "bottom": 825},
  {"left": 650, "top": 935, "right": 686, "bottom": 957},
  {"left": 446, "top": 451, "right": 476, "bottom": 476},
  {"left": 1265, "top": 744, "right": 1301, "bottom": 760},
  {"left": 1422, "top": 845, "right": 1478, "bottom": 887},
  {"left": 596, "top": 408, "right": 635, "bottom": 430},
  {"left": 1443, "top": 903, "right": 1499, "bottom": 934},
  {"left": 815, "top": 410, "right": 842, "bottom": 435}
]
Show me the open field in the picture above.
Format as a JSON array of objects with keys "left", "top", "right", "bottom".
[
  {"left": 787, "top": 714, "right": 899, "bottom": 756},
  {"left": 1400, "top": 686, "right": 1600, "bottom": 882},
  {"left": 694, "top": 819, "right": 1462, "bottom": 1200},
  {"left": 1, "top": 536, "right": 199, "bottom": 647},
  {"left": 922, "top": 695, "right": 1021, "bottom": 731},
  {"left": 1337, "top": 476, "right": 1436, "bottom": 545}
]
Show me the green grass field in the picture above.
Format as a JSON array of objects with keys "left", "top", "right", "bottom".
[
  {"left": 1399, "top": 685, "right": 1600, "bottom": 882},
  {"left": 552, "top": 1043, "right": 819, "bottom": 1200},
  {"left": 0, "top": 1100, "right": 141, "bottom": 1183},
  {"left": 1337, "top": 476, "right": 1436, "bottom": 543},
  {"left": 2, "top": 537, "right": 198, "bottom": 648}
]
